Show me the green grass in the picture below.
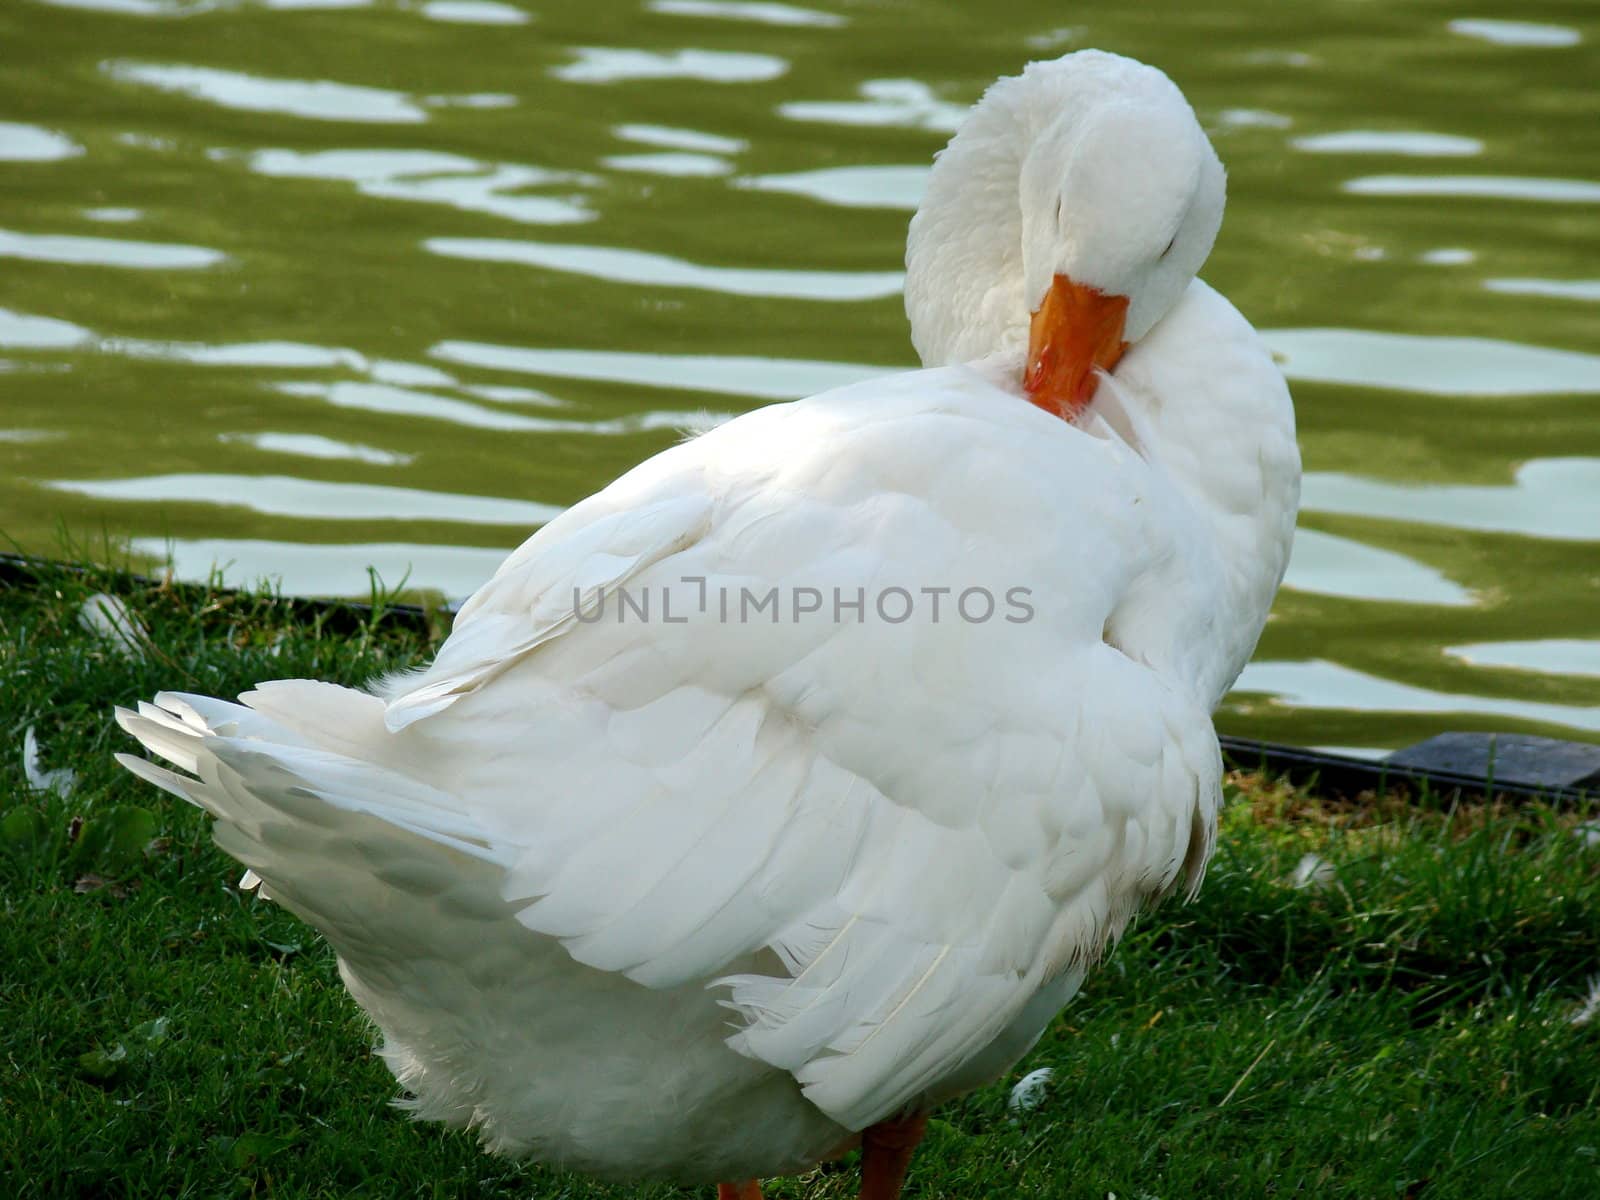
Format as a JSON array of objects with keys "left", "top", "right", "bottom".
[{"left": 3, "top": 559, "right": 1598, "bottom": 1199}]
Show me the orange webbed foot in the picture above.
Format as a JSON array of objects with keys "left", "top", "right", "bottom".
[{"left": 858, "top": 1112, "right": 930, "bottom": 1200}]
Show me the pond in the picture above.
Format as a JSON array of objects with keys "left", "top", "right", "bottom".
[{"left": 2, "top": 0, "right": 1598, "bottom": 754}]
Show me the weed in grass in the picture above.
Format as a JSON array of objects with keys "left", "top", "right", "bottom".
[{"left": 2, "top": 558, "right": 1597, "bottom": 1198}]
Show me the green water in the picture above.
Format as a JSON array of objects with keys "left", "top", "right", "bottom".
[{"left": 3, "top": 0, "right": 1598, "bottom": 753}]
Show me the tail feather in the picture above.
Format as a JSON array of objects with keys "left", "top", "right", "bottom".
[
  {"left": 239, "top": 678, "right": 392, "bottom": 759},
  {"left": 115, "top": 686, "right": 517, "bottom": 954},
  {"left": 113, "top": 748, "right": 205, "bottom": 808},
  {"left": 116, "top": 704, "right": 206, "bottom": 775}
]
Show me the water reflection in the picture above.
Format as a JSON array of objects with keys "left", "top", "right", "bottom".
[
  {"left": 1212, "top": 108, "right": 1292, "bottom": 131},
  {"left": 280, "top": 379, "right": 729, "bottom": 436},
  {"left": 554, "top": 47, "right": 788, "bottom": 84},
  {"left": 0, "top": 229, "right": 225, "bottom": 270},
  {"left": 1233, "top": 659, "right": 1600, "bottom": 735},
  {"left": 83, "top": 208, "right": 144, "bottom": 223},
  {"left": 122, "top": 339, "right": 367, "bottom": 368},
  {"left": 0, "top": 430, "right": 63, "bottom": 444},
  {"left": 647, "top": 0, "right": 845, "bottom": 27},
  {"left": 1302, "top": 459, "right": 1600, "bottom": 541},
  {"left": 1291, "top": 131, "right": 1481, "bottom": 157},
  {"left": 369, "top": 360, "right": 459, "bottom": 388},
  {"left": 616, "top": 124, "right": 747, "bottom": 154},
  {"left": 39, "top": 0, "right": 375, "bottom": 10},
  {"left": 0, "top": 122, "right": 82, "bottom": 162},
  {"left": 33, "top": 0, "right": 199, "bottom": 12},
  {"left": 1447, "top": 640, "right": 1600, "bottom": 679},
  {"left": 48, "top": 473, "right": 562, "bottom": 526},
  {"left": 462, "top": 382, "right": 563, "bottom": 406},
  {"left": 419, "top": 0, "right": 529, "bottom": 24},
  {"left": 0, "top": 308, "right": 94, "bottom": 350},
  {"left": 1283, "top": 528, "right": 1473, "bottom": 607},
  {"left": 1485, "top": 278, "right": 1600, "bottom": 302},
  {"left": 432, "top": 341, "right": 892, "bottom": 399},
  {"left": 278, "top": 380, "right": 564, "bottom": 433},
  {"left": 220, "top": 432, "right": 414, "bottom": 466},
  {"left": 781, "top": 80, "right": 966, "bottom": 132},
  {"left": 248, "top": 148, "right": 595, "bottom": 225},
  {"left": 1448, "top": 19, "right": 1581, "bottom": 49},
  {"left": 1345, "top": 175, "right": 1600, "bottom": 202},
  {"left": 425, "top": 236, "right": 904, "bottom": 300},
  {"left": 105, "top": 61, "right": 429, "bottom": 123},
  {"left": 602, "top": 152, "right": 733, "bottom": 177},
  {"left": 736, "top": 165, "right": 927, "bottom": 209},
  {"left": 423, "top": 92, "right": 519, "bottom": 110},
  {"left": 129, "top": 536, "right": 507, "bottom": 601},
  {"left": 2, "top": 308, "right": 382, "bottom": 368},
  {"left": 1261, "top": 328, "right": 1600, "bottom": 396}
]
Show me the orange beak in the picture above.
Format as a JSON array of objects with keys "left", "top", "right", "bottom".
[{"left": 1023, "top": 274, "right": 1129, "bottom": 422}]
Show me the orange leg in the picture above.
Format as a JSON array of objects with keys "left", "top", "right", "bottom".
[
  {"left": 858, "top": 1113, "right": 929, "bottom": 1200},
  {"left": 718, "top": 1182, "right": 763, "bottom": 1200}
]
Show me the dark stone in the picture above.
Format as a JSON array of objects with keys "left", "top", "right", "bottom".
[{"left": 1384, "top": 732, "right": 1600, "bottom": 791}]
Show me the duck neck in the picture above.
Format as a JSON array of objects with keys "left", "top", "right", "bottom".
[
  {"left": 904, "top": 54, "right": 1132, "bottom": 367},
  {"left": 1102, "top": 281, "right": 1301, "bottom": 707}
]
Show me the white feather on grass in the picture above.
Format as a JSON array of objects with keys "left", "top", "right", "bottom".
[
  {"left": 78, "top": 593, "right": 149, "bottom": 659},
  {"left": 1007, "top": 1066, "right": 1054, "bottom": 1115},
  {"left": 22, "top": 726, "right": 76, "bottom": 797},
  {"left": 1290, "top": 852, "right": 1336, "bottom": 890},
  {"left": 1572, "top": 976, "right": 1600, "bottom": 1028}
]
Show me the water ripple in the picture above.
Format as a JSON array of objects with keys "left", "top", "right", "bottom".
[
  {"left": 1261, "top": 328, "right": 1600, "bottom": 396},
  {"left": 1283, "top": 528, "right": 1474, "bottom": 607},
  {"left": 1446, "top": 640, "right": 1600, "bottom": 679},
  {"left": 431, "top": 341, "right": 893, "bottom": 399},
  {"left": 780, "top": 79, "right": 966, "bottom": 132},
  {"left": 220, "top": 432, "right": 413, "bottom": 466},
  {"left": 615, "top": 123, "right": 747, "bottom": 154},
  {"left": 40, "top": 0, "right": 373, "bottom": 11},
  {"left": 1345, "top": 174, "right": 1600, "bottom": 202},
  {"left": 419, "top": 0, "right": 529, "bottom": 24},
  {"left": 105, "top": 61, "right": 429, "bottom": 123},
  {"left": 736, "top": 164, "right": 927, "bottom": 209},
  {"left": 124, "top": 339, "right": 367, "bottom": 368},
  {"left": 1301, "top": 459, "right": 1600, "bottom": 541},
  {"left": 647, "top": 0, "right": 844, "bottom": 27},
  {"left": 0, "top": 308, "right": 95, "bottom": 350},
  {"left": 0, "top": 121, "right": 83, "bottom": 162},
  {"left": 0, "top": 228, "right": 225, "bottom": 269},
  {"left": 1485, "top": 278, "right": 1600, "bottom": 303},
  {"left": 248, "top": 148, "right": 595, "bottom": 225},
  {"left": 48, "top": 473, "right": 562, "bottom": 526},
  {"left": 554, "top": 47, "right": 788, "bottom": 84},
  {"left": 83, "top": 207, "right": 143, "bottom": 223},
  {"left": 278, "top": 380, "right": 563, "bottom": 433},
  {"left": 601, "top": 152, "right": 733, "bottom": 177},
  {"left": 1233, "top": 659, "right": 1600, "bottom": 735},
  {"left": 280, "top": 379, "right": 727, "bottom": 436},
  {"left": 425, "top": 236, "right": 903, "bottom": 300},
  {"left": 1212, "top": 108, "right": 1293, "bottom": 131},
  {"left": 130, "top": 536, "right": 507, "bottom": 601},
  {"left": 1291, "top": 130, "right": 1482, "bottom": 157},
  {"left": 1448, "top": 19, "right": 1581, "bottom": 49}
]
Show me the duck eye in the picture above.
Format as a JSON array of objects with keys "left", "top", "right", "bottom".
[{"left": 1160, "top": 234, "right": 1177, "bottom": 258}]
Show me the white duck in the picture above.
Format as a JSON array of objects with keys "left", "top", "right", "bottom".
[{"left": 116, "top": 49, "right": 1298, "bottom": 1200}]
